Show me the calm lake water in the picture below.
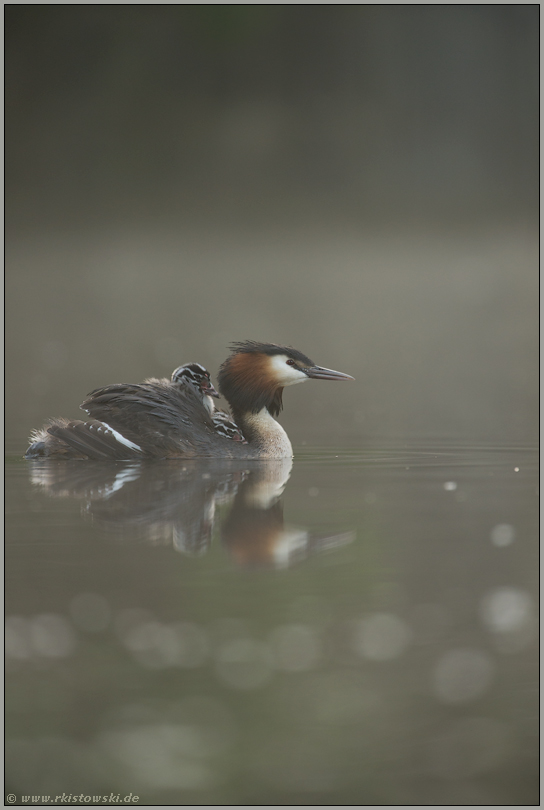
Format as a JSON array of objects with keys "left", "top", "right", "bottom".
[{"left": 5, "top": 442, "right": 538, "bottom": 806}]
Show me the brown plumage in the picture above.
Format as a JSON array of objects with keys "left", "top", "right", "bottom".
[{"left": 218, "top": 351, "right": 283, "bottom": 418}]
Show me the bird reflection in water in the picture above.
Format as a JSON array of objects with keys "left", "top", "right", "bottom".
[{"left": 28, "top": 459, "right": 354, "bottom": 569}]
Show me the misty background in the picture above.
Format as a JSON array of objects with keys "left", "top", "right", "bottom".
[{"left": 5, "top": 5, "right": 539, "bottom": 451}]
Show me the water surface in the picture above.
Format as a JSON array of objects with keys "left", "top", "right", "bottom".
[{"left": 5, "top": 443, "right": 538, "bottom": 805}]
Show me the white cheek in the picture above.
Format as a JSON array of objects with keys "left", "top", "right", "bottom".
[{"left": 269, "top": 355, "right": 309, "bottom": 386}]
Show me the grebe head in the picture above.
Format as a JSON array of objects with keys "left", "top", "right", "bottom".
[
  {"left": 171, "top": 362, "right": 220, "bottom": 415},
  {"left": 217, "top": 341, "right": 354, "bottom": 418},
  {"left": 171, "top": 363, "right": 220, "bottom": 397}
]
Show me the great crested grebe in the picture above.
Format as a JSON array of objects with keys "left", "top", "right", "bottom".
[{"left": 24, "top": 341, "right": 354, "bottom": 460}]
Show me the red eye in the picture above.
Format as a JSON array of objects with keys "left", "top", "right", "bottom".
[{"left": 286, "top": 359, "right": 296, "bottom": 366}]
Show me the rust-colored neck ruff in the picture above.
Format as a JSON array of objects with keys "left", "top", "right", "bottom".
[{"left": 217, "top": 352, "right": 284, "bottom": 419}]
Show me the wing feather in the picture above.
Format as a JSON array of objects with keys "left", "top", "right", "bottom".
[
  {"left": 81, "top": 381, "right": 218, "bottom": 456},
  {"left": 46, "top": 420, "right": 143, "bottom": 460}
]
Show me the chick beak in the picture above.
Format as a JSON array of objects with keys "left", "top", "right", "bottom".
[
  {"left": 203, "top": 381, "right": 221, "bottom": 398},
  {"left": 304, "top": 365, "right": 355, "bottom": 381}
]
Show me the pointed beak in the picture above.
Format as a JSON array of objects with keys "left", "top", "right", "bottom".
[
  {"left": 304, "top": 365, "right": 355, "bottom": 381},
  {"left": 203, "top": 381, "right": 221, "bottom": 398}
]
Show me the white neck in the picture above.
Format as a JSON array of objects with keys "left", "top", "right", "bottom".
[
  {"left": 239, "top": 408, "right": 293, "bottom": 459},
  {"left": 203, "top": 394, "right": 215, "bottom": 415}
]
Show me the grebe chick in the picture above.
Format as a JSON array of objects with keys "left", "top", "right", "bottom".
[
  {"left": 170, "top": 362, "right": 219, "bottom": 415},
  {"left": 171, "top": 363, "right": 247, "bottom": 443},
  {"left": 209, "top": 410, "right": 248, "bottom": 443},
  {"left": 24, "top": 341, "right": 354, "bottom": 460}
]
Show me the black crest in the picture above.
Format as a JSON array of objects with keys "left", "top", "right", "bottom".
[{"left": 228, "top": 341, "right": 314, "bottom": 367}]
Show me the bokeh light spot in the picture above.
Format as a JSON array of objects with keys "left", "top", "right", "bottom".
[
  {"left": 433, "top": 648, "right": 494, "bottom": 703},
  {"left": 352, "top": 613, "right": 412, "bottom": 661},
  {"left": 490, "top": 524, "right": 516, "bottom": 547}
]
